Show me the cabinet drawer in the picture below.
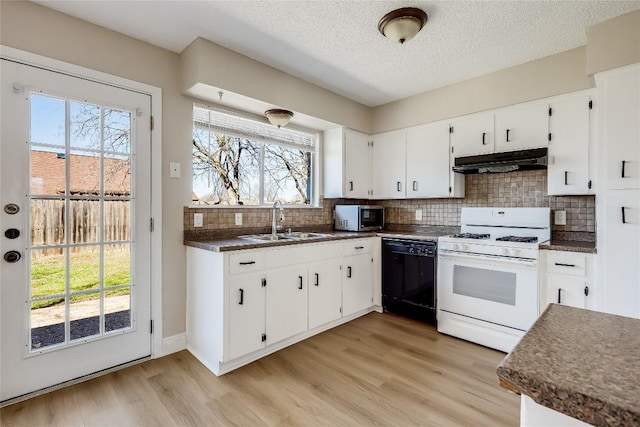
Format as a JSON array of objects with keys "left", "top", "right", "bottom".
[
  {"left": 342, "top": 238, "right": 374, "bottom": 256},
  {"left": 546, "top": 252, "right": 586, "bottom": 276},
  {"left": 265, "top": 242, "right": 341, "bottom": 269},
  {"left": 229, "top": 251, "right": 264, "bottom": 275}
]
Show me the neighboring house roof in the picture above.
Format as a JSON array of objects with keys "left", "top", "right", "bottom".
[{"left": 30, "top": 150, "right": 131, "bottom": 196}]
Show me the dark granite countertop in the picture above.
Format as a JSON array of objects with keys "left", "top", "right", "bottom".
[
  {"left": 376, "top": 230, "right": 449, "bottom": 242},
  {"left": 540, "top": 240, "right": 596, "bottom": 254},
  {"left": 184, "top": 231, "right": 377, "bottom": 252},
  {"left": 497, "top": 304, "right": 640, "bottom": 427}
]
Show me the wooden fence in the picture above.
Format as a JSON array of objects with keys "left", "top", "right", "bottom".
[{"left": 31, "top": 199, "right": 130, "bottom": 255}]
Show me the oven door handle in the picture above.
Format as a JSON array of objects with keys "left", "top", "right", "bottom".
[{"left": 439, "top": 250, "right": 538, "bottom": 266}]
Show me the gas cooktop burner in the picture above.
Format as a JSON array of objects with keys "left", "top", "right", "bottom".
[
  {"left": 495, "top": 236, "right": 538, "bottom": 243},
  {"left": 451, "top": 233, "right": 490, "bottom": 239}
]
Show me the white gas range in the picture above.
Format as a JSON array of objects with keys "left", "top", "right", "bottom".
[{"left": 437, "top": 207, "right": 550, "bottom": 353}]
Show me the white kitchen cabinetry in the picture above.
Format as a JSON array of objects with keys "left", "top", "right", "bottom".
[
  {"left": 308, "top": 259, "right": 343, "bottom": 329},
  {"left": 596, "top": 63, "right": 640, "bottom": 319},
  {"left": 540, "top": 251, "right": 593, "bottom": 313},
  {"left": 265, "top": 266, "right": 308, "bottom": 345},
  {"left": 449, "top": 112, "right": 495, "bottom": 157},
  {"left": 342, "top": 239, "right": 374, "bottom": 316},
  {"left": 228, "top": 273, "right": 266, "bottom": 360},
  {"left": 495, "top": 102, "right": 550, "bottom": 152},
  {"left": 323, "top": 127, "right": 371, "bottom": 198},
  {"left": 187, "top": 238, "right": 378, "bottom": 376},
  {"left": 547, "top": 91, "right": 595, "bottom": 195},
  {"left": 406, "top": 122, "right": 464, "bottom": 198},
  {"left": 371, "top": 130, "right": 407, "bottom": 199}
]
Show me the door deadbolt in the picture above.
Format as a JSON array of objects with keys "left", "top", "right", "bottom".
[
  {"left": 4, "top": 251, "right": 21, "bottom": 263},
  {"left": 4, "top": 204, "right": 19, "bottom": 215},
  {"left": 4, "top": 229, "right": 20, "bottom": 239}
]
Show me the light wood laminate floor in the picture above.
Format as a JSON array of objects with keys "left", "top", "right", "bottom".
[{"left": 1, "top": 312, "right": 519, "bottom": 426}]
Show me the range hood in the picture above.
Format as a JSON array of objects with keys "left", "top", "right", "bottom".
[{"left": 452, "top": 148, "right": 548, "bottom": 174}]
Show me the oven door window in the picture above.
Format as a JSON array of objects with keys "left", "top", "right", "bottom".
[{"left": 453, "top": 265, "right": 516, "bottom": 306}]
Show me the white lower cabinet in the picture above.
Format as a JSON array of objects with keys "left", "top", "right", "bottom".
[
  {"left": 187, "top": 237, "right": 378, "bottom": 376},
  {"left": 540, "top": 250, "right": 594, "bottom": 313}
]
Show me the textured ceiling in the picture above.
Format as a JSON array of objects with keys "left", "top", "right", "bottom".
[{"left": 33, "top": 0, "right": 640, "bottom": 107}]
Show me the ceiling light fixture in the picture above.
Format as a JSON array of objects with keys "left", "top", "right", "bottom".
[
  {"left": 378, "top": 7, "right": 428, "bottom": 44},
  {"left": 265, "top": 109, "right": 294, "bottom": 128}
]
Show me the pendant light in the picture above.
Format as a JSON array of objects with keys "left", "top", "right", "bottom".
[
  {"left": 378, "top": 7, "right": 428, "bottom": 44},
  {"left": 264, "top": 109, "right": 294, "bottom": 128}
]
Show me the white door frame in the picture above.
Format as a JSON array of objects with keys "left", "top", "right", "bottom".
[{"left": 0, "top": 45, "right": 163, "bottom": 359}]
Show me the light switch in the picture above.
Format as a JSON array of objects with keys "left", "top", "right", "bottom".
[
  {"left": 415, "top": 209, "right": 423, "bottom": 221},
  {"left": 194, "top": 213, "right": 203, "bottom": 228},
  {"left": 554, "top": 210, "right": 566, "bottom": 225},
  {"left": 235, "top": 213, "right": 243, "bottom": 226},
  {"left": 169, "top": 162, "right": 181, "bottom": 178}
]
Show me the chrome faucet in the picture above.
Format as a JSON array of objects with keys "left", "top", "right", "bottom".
[{"left": 272, "top": 200, "right": 285, "bottom": 237}]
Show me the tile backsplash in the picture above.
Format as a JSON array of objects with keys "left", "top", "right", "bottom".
[{"left": 184, "top": 169, "right": 595, "bottom": 234}]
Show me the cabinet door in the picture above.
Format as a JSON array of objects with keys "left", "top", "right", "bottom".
[
  {"left": 265, "top": 266, "right": 309, "bottom": 344},
  {"left": 495, "top": 102, "right": 549, "bottom": 152},
  {"left": 450, "top": 113, "right": 494, "bottom": 157},
  {"left": 599, "top": 190, "right": 640, "bottom": 318},
  {"left": 371, "top": 130, "right": 407, "bottom": 198},
  {"left": 343, "top": 254, "right": 374, "bottom": 316},
  {"left": 344, "top": 129, "right": 372, "bottom": 198},
  {"left": 545, "top": 275, "right": 588, "bottom": 310},
  {"left": 228, "top": 273, "right": 266, "bottom": 360},
  {"left": 597, "top": 65, "right": 640, "bottom": 190},
  {"left": 308, "top": 259, "right": 343, "bottom": 329},
  {"left": 406, "top": 123, "right": 451, "bottom": 198},
  {"left": 548, "top": 93, "right": 592, "bottom": 195}
]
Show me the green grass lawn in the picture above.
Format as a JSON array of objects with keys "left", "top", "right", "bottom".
[{"left": 31, "top": 249, "right": 130, "bottom": 309}]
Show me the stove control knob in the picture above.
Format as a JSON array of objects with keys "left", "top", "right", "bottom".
[
  {"left": 501, "top": 248, "right": 509, "bottom": 255},
  {"left": 509, "top": 249, "right": 519, "bottom": 256}
]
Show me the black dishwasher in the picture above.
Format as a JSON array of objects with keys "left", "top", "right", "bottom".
[{"left": 382, "top": 238, "right": 436, "bottom": 324}]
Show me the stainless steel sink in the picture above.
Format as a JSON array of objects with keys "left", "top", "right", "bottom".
[
  {"left": 240, "top": 234, "right": 293, "bottom": 242},
  {"left": 240, "top": 232, "right": 331, "bottom": 242},
  {"left": 281, "top": 232, "right": 330, "bottom": 240}
]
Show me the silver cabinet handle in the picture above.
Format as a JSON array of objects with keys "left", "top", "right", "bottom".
[
  {"left": 412, "top": 181, "right": 418, "bottom": 191},
  {"left": 397, "top": 182, "right": 402, "bottom": 192}
]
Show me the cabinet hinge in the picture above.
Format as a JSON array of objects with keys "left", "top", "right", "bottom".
[
  {"left": 449, "top": 126, "right": 453, "bottom": 134},
  {"left": 150, "top": 218, "right": 154, "bottom": 232},
  {"left": 588, "top": 100, "right": 593, "bottom": 110},
  {"left": 548, "top": 107, "right": 553, "bottom": 117},
  {"left": 588, "top": 180, "right": 592, "bottom": 189},
  {"left": 262, "top": 278, "right": 266, "bottom": 287},
  {"left": 150, "top": 320, "right": 154, "bottom": 334},
  {"left": 261, "top": 333, "right": 267, "bottom": 342},
  {"left": 339, "top": 265, "right": 343, "bottom": 270},
  {"left": 548, "top": 133, "right": 552, "bottom": 142},
  {"left": 150, "top": 116, "right": 154, "bottom": 131},
  {"left": 340, "top": 307, "right": 343, "bottom": 314},
  {"left": 451, "top": 146, "right": 454, "bottom": 154},
  {"left": 584, "top": 286, "right": 589, "bottom": 296}
]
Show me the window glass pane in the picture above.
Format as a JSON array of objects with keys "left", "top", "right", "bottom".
[
  {"left": 69, "top": 199, "right": 100, "bottom": 244},
  {"left": 192, "top": 133, "right": 260, "bottom": 205},
  {"left": 70, "top": 292, "right": 100, "bottom": 341},
  {"left": 69, "top": 246, "right": 101, "bottom": 292},
  {"left": 70, "top": 101, "right": 100, "bottom": 150},
  {"left": 104, "top": 108, "right": 131, "bottom": 154},
  {"left": 69, "top": 149, "right": 100, "bottom": 196},
  {"left": 264, "top": 144, "right": 311, "bottom": 204},
  {"left": 31, "top": 199, "right": 65, "bottom": 246},
  {"left": 31, "top": 248, "right": 65, "bottom": 299},
  {"left": 104, "top": 153, "right": 131, "bottom": 196},
  {"left": 105, "top": 287, "right": 131, "bottom": 332},
  {"left": 30, "top": 147, "right": 66, "bottom": 195},
  {"left": 105, "top": 201, "right": 130, "bottom": 241},
  {"left": 104, "top": 243, "right": 130, "bottom": 287},
  {"left": 30, "top": 94, "right": 65, "bottom": 146},
  {"left": 31, "top": 298, "right": 66, "bottom": 350}
]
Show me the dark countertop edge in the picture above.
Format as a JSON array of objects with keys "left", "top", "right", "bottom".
[
  {"left": 540, "top": 240, "right": 597, "bottom": 254},
  {"left": 184, "top": 232, "right": 378, "bottom": 252}
]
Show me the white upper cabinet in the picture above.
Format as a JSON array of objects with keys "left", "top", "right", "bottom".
[
  {"left": 323, "top": 128, "right": 371, "bottom": 199},
  {"left": 406, "top": 122, "right": 464, "bottom": 198},
  {"left": 597, "top": 65, "right": 640, "bottom": 190},
  {"left": 547, "top": 91, "right": 594, "bottom": 195},
  {"left": 371, "top": 129, "right": 407, "bottom": 199},
  {"left": 495, "top": 102, "right": 550, "bottom": 152},
  {"left": 449, "top": 113, "right": 495, "bottom": 157}
]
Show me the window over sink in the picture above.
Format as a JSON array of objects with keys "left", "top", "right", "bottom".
[{"left": 192, "top": 104, "right": 319, "bottom": 206}]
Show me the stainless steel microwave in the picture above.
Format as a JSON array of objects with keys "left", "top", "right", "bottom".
[{"left": 334, "top": 205, "right": 384, "bottom": 231}]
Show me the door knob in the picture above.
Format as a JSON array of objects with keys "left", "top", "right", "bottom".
[
  {"left": 4, "top": 228, "right": 20, "bottom": 239},
  {"left": 4, "top": 251, "right": 21, "bottom": 263}
]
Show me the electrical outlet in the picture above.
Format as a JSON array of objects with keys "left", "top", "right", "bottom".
[
  {"left": 415, "top": 209, "right": 423, "bottom": 221},
  {"left": 194, "top": 213, "right": 203, "bottom": 228},
  {"left": 235, "top": 212, "right": 243, "bottom": 226},
  {"left": 554, "top": 210, "right": 567, "bottom": 225}
]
